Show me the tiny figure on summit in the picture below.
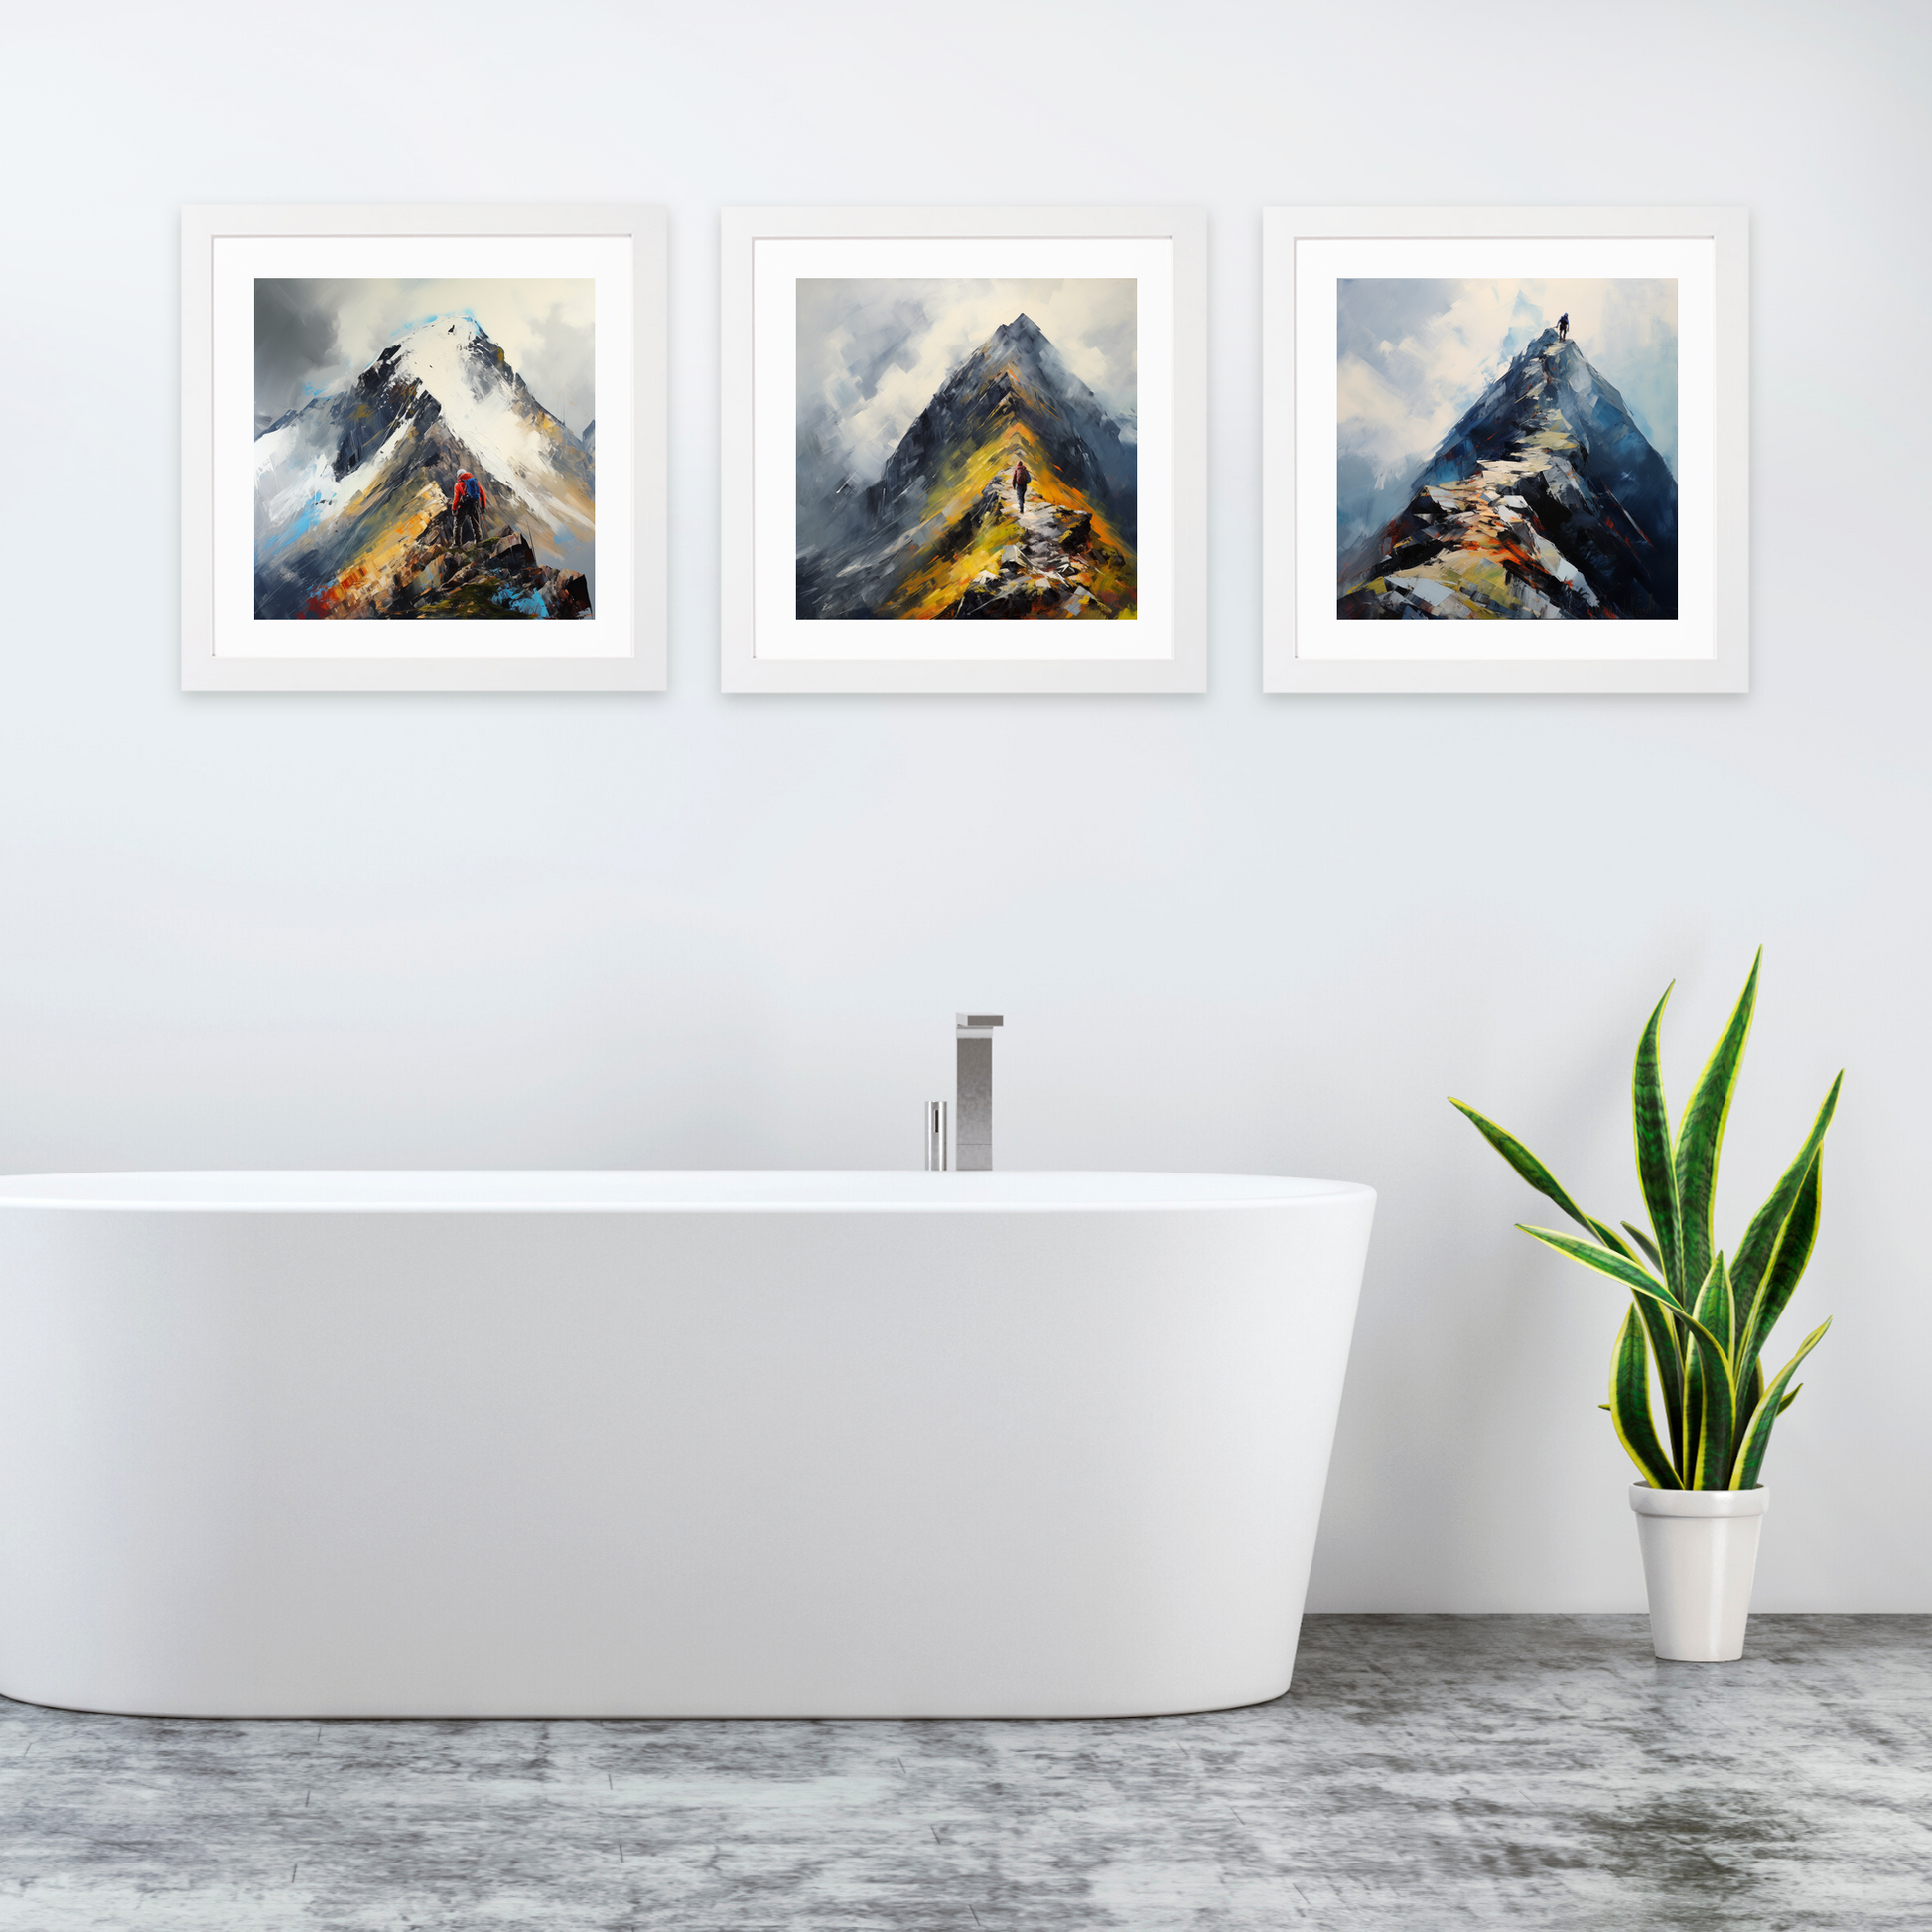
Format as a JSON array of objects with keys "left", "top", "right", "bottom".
[
  {"left": 451, "top": 470, "right": 488, "bottom": 545},
  {"left": 1012, "top": 457, "right": 1032, "bottom": 519},
  {"left": 1558, "top": 313, "right": 1570, "bottom": 341}
]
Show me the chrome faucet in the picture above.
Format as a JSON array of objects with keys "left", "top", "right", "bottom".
[{"left": 954, "top": 1014, "right": 1003, "bottom": 1171}]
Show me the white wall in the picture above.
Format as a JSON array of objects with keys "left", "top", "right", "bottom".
[{"left": 4, "top": 0, "right": 1925, "bottom": 1611}]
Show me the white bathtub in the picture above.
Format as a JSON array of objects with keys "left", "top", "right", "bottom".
[{"left": 0, "top": 1171, "right": 1374, "bottom": 1720}]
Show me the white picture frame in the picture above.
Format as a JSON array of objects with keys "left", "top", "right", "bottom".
[
  {"left": 182, "top": 204, "right": 667, "bottom": 693},
  {"left": 721, "top": 205, "right": 1206, "bottom": 695},
  {"left": 1262, "top": 206, "right": 1749, "bottom": 694}
]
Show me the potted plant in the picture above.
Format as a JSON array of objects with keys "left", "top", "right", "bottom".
[{"left": 1452, "top": 951, "right": 1840, "bottom": 1661}]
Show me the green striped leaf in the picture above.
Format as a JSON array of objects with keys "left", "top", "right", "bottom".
[
  {"left": 1610, "top": 1304, "right": 1681, "bottom": 1489},
  {"left": 1515, "top": 1225, "right": 1683, "bottom": 1311},
  {"left": 1522, "top": 1223, "right": 1730, "bottom": 1349},
  {"left": 1674, "top": 951, "right": 1761, "bottom": 1302},
  {"left": 1692, "top": 1252, "right": 1737, "bottom": 1361},
  {"left": 1685, "top": 1256, "right": 1737, "bottom": 1487},
  {"left": 1735, "top": 1083, "right": 1838, "bottom": 1348},
  {"left": 1450, "top": 1100, "right": 1601, "bottom": 1239},
  {"left": 1519, "top": 1224, "right": 1741, "bottom": 1487},
  {"left": 1632, "top": 984, "right": 1684, "bottom": 1299},
  {"left": 1587, "top": 1217, "right": 1641, "bottom": 1263},
  {"left": 1684, "top": 1348, "right": 1704, "bottom": 1484},
  {"left": 1776, "top": 1383, "right": 1803, "bottom": 1416},
  {"left": 1738, "top": 1150, "right": 1823, "bottom": 1395},
  {"left": 1687, "top": 1328, "right": 1737, "bottom": 1490},
  {"left": 1622, "top": 1222, "right": 1664, "bottom": 1273},
  {"left": 1731, "top": 1319, "right": 1832, "bottom": 1489},
  {"left": 1628, "top": 1285, "right": 1688, "bottom": 1478},
  {"left": 1680, "top": 1258, "right": 1715, "bottom": 1482}
]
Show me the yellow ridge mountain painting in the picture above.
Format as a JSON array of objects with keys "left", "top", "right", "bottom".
[{"left": 795, "top": 282, "right": 1138, "bottom": 621}]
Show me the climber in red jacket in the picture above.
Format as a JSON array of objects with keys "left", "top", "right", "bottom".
[
  {"left": 451, "top": 471, "right": 487, "bottom": 545},
  {"left": 1012, "top": 458, "right": 1031, "bottom": 520}
]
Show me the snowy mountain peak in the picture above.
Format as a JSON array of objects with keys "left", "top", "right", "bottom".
[
  {"left": 367, "top": 316, "right": 515, "bottom": 422},
  {"left": 387, "top": 314, "right": 492, "bottom": 386},
  {"left": 251, "top": 313, "right": 596, "bottom": 620},
  {"left": 403, "top": 312, "right": 484, "bottom": 341}
]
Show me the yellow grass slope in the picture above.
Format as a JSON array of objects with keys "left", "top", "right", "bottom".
[{"left": 872, "top": 370, "right": 1135, "bottom": 621}]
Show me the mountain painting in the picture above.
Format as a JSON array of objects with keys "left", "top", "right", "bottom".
[
  {"left": 795, "top": 280, "right": 1138, "bottom": 621},
  {"left": 253, "top": 278, "right": 597, "bottom": 621},
  {"left": 1336, "top": 279, "right": 1678, "bottom": 620}
]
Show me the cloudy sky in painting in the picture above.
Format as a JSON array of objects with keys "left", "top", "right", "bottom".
[
  {"left": 1339, "top": 277, "right": 1678, "bottom": 484},
  {"left": 254, "top": 279, "right": 596, "bottom": 435},
  {"left": 798, "top": 278, "right": 1138, "bottom": 486}
]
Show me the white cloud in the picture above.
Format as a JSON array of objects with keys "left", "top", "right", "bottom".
[
  {"left": 269, "top": 279, "right": 597, "bottom": 435},
  {"left": 801, "top": 279, "right": 1137, "bottom": 483},
  {"left": 1337, "top": 351, "right": 1427, "bottom": 483}
]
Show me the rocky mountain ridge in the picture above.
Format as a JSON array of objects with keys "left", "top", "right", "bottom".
[
  {"left": 253, "top": 316, "right": 595, "bottom": 620},
  {"left": 1340, "top": 328, "right": 1678, "bottom": 621},
  {"left": 797, "top": 314, "right": 1136, "bottom": 621},
  {"left": 298, "top": 522, "right": 591, "bottom": 621}
]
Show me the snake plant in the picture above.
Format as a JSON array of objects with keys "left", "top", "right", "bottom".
[{"left": 1451, "top": 951, "right": 1839, "bottom": 1490}]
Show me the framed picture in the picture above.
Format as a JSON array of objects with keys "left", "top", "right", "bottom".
[
  {"left": 721, "top": 205, "right": 1206, "bottom": 694},
  {"left": 182, "top": 204, "right": 667, "bottom": 692},
  {"left": 1262, "top": 206, "right": 1747, "bottom": 694}
]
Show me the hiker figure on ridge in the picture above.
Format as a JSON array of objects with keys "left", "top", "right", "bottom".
[
  {"left": 451, "top": 470, "right": 487, "bottom": 546},
  {"left": 1558, "top": 313, "right": 1570, "bottom": 341},
  {"left": 1012, "top": 458, "right": 1031, "bottom": 520}
]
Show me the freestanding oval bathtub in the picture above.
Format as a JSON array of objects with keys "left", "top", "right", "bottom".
[{"left": 0, "top": 1171, "right": 1374, "bottom": 1720}]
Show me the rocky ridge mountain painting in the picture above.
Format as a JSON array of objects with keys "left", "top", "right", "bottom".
[
  {"left": 252, "top": 279, "right": 597, "bottom": 621},
  {"left": 1336, "top": 279, "right": 1678, "bottom": 621},
  {"left": 796, "top": 280, "right": 1138, "bottom": 621}
]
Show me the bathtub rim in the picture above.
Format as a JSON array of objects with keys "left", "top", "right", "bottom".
[{"left": 0, "top": 1170, "right": 1376, "bottom": 1215}]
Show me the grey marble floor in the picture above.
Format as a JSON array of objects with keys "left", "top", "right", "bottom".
[{"left": 0, "top": 1616, "right": 1926, "bottom": 1930}]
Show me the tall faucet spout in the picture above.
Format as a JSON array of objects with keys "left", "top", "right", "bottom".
[{"left": 955, "top": 1014, "right": 1003, "bottom": 1172}]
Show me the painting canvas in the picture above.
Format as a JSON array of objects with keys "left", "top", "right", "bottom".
[
  {"left": 794, "top": 280, "right": 1138, "bottom": 622},
  {"left": 1335, "top": 279, "right": 1678, "bottom": 621},
  {"left": 253, "top": 278, "right": 598, "bottom": 622}
]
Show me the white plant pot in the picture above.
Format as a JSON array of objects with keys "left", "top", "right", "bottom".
[{"left": 1629, "top": 1483, "right": 1769, "bottom": 1661}]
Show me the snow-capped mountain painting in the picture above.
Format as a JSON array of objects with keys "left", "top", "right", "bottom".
[{"left": 252, "top": 279, "right": 596, "bottom": 621}]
